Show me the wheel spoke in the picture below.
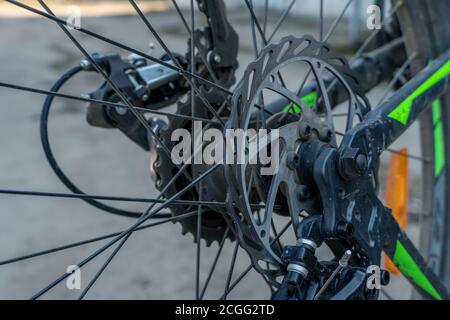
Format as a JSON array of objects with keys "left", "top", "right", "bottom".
[
  {"left": 78, "top": 232, "right": 131, "bottom": 299},
  {"left": 249, "top": 0, "right": 259, "bottom": 57},
  {"left": 5, "top": 0, "right": 231, "bottom": 96},
  {"left": 36, "top": 0, "right": 176, "bottom": 160},
  {"left": 263, "top": 0, "right": 269, "bottom": 36},
  {"left": 128, "top": 0, "right": 225, "bottom": 127},
  {"left": 30, "top": 164, "right": 221, "bottom": 299},
  {"left": 244, "top": 0, "right": 288, "bottom": 92},
  {"left": 319, "top": 0, "right": 324, "bottom": 41},
  {"left": 219, "top": 221, "right": 292, "bottom": 299},
  {"left": 293, "top": 0, "right": 352, "bottom": 104},
  {"left": 199, "top": 227, "right": 230, "bottom": 299},
  {"left": 376, "top": 52, "right": 418, "bottom": 106},
  {"left": 0, "top": 211, "right": 196, "bottom": 266},
  {"left": 170, "top": 0, "right": 190, "bottom": 34},
  {"left": 323, "top": 0, "right": 352, "bottom": 42},
  {"left": 0, "top": 81, "right": 221, "bottom": 125},
  {"left": 351, "top": 2, "right": 402, "bottom": 62},
  {"left": 222, "top": 241, "right": 239, "bottom": 300},
  {"left": 0, "top": 188, "right": 272, "bottom": 209},
  {"left": 266, "top": 0, "right": 296, "bottom": 44},
  {"left": 169, "top": 0, "right": 219, "bottom": 82}
]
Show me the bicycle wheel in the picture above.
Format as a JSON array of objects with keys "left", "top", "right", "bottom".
[{"left": 0, "top": 0, "right": 448, "bottom": 300}]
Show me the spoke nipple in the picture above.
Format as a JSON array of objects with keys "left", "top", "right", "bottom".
[{"left": 339, "top": 250, "right": 352, "bottom": 267}]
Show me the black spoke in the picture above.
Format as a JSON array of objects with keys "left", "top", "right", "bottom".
[
  {"left": 78, "top": 232, "right": 131, "bottom": 299},
  {"left": 294, "top": 0, "right": 352, "bottom": 98},
  {"left": 199, "top": 227, "right": 230, "bottom": 299},
  {"left": 266, "top": 0, "right": 296, "bottom": 43},
  {"left": 386, "top": 148, "right": 431, "bottom": 163},
  {"left": 0, "top": 81, "right": 220, "bottom": 125},
  {"left": 170, "top": 0, "right": 190, "bottom": 34},
  {"left": 169, "top": 0, "right": 219, "bottom": 82},
  {"left": 319, "top": 0, "right": 324, "bottom": 41},
  {"left": 271, "top": 220, "right": 283, "bottom": 253},
  {"left": 222, "top": 241, "right": 239, "bottom": 300},
  {"left": 5, "top": 0, "right": 231, "bottom": 96},
  {"left": 249, "top": 0, "right": 259, "bottom": 57},
  {"left": 377, "top": 52, "right": 418, "bottom": 106},
  {"left": 263, "top": 0, "right": 269, "bottom": 36},
  {"left": 351, "top": 2, "right": 401, "bottom": 62},
  {"left": 323, "top": 0, "right": 352, "bottom": 42},
  {"left": 30, "top": 163, "right": 221, "bottom": 299},
  {"left": 0, "top": 188, "right": 272, "bottom": 209},
  {"left": 36, "top": 0, "right": 177, "bottom": 160},
  {"left": 128, "top": 0, "right": 225, "bottom": 127},
  {"left": 243, "top": 0, "right": 287, "bottom": 88},
  {"left": 219, "top": 221, "right": 292, "bottom": 299},
  {"left": 0, "top": 211, "right": 196, "bottom": 266}
]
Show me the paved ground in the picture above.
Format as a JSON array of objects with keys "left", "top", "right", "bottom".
[{"left": 0, "top": 5, "right": 421, "bottom": 299}]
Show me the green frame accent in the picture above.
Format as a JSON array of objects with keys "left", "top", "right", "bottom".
[
  {"left": 388, "top": 60, "right": 450, "bottom": 125},
  {"left": 282, "top": 91, "right": 318, "bottom": 114},
  {"left": 393, "top": 241, "right": 442, "bottom": 300},
  {"left": 432, "top": 99, "right": 446, "bottom": 177}
]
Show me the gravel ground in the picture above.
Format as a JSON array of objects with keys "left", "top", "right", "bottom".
[{"left": 0, "top": 7, "right": 421, "bottom": 299}]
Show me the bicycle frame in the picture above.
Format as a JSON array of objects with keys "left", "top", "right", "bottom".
[
  {"left": 264, "top": 49, "right": 449, "bottom": 300},
  {"left": 339, "top": 49, "right": 450, "bottom": 299}
]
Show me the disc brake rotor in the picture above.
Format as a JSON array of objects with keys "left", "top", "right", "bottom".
[{"left": 226, "top": 36, "right": 370, "bottom": 282}]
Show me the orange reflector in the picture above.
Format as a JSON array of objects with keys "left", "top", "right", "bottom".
[{"left": 384, "top": 147, "right": 409, "bottom": 275}]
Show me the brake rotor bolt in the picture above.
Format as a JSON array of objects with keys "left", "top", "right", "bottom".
[
  {"left": 297, "top": 185, "right": 310, "bottom": 201},
  {"left": 320, "top": 127, "right": 333, "bottom": 142},
  {"left": 298, "top": 123, "right": 312, "bottom": 140},
  {"left": 286, "top": 153, "right": 300, "bottom": 170}
]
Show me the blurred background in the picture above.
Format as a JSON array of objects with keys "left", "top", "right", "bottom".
[{"left": 0, "top": 0, "right": 421, "bottom": 299}]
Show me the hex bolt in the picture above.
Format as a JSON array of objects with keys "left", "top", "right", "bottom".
[
  {"left": 336, "top": 221, "right": 354, "bottom": 236},
  {"left": 286, "top": 152, "right": 300, "bottom": 170},
  {"left": 339, "top": 148, "right": 368, "bottom": 180},
  {"left": 298, "top": 122, "right": 312, "bottom": 140},
  {"left": 213, "top": 53, "right": 222, "bottom": 64},
  {"left": 319, "top": 126, "right": 333, "bottom": 142},
  {"left": 355, "top": 153, "right": 368, "bottom": 173},
  {"left": 297, "top": 185, "right": 310, "bottom": 201}
]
